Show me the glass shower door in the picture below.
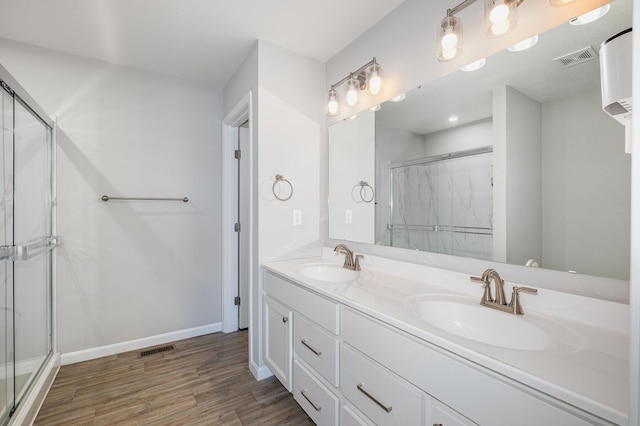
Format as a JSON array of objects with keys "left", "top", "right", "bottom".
[
  {"left": 0, "top": 78, "right": 53, "bottom": 425},
  {"left": 0, "top": 84, "right": 15, "bottom": 425},
  {"left": 12, "top": 98, "right": 53, "bottom": 405}
]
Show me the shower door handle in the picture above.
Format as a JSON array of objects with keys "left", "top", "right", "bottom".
[{"left": 1, "top": 236, "right": 59, "bottom": 261}]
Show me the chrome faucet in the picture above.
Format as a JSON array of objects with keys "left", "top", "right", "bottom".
[
  {"left": 334, "top": 244, "right": 362, "bottom": 271},
  {"left": 470, "top": 268, "right": 537, "bottom": 315}
]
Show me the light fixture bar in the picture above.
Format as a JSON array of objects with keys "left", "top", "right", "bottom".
[
  {"left": 448, "top": 0, "right": 479, "bottom": 17},
  {"left": 329, "top": 58, "right": 378, "bottom": 91}
]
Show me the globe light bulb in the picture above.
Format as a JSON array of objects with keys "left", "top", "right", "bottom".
[
  {"left": 490, "top": 4, "right": 509, "bottom": 24},
  {"left": 441, "top": 30, "right": 458, "bottom": 50},
  {"left": 369, "top": 73, "right": 382, "bottom": 95},
  {"left": 346, "top": 77, "right": 359, "bottom": 107},
  {"left": 327, "top": 90, "right": 338, "bottom": 115}
]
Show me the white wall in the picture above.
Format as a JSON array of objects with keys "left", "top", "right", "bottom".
[
  {"left": 224, "top": 40, "right": 326, "bottom": 378},
  {"left": 542, "top": 88, "right": 630, "bottom": 280},
  {"left": 630, "top": 2, "right": 639, "bottom": 422},
  {"left": 494, "top": 85, "right": 542, "bottom": 266},
  {"left": 329, "top": 111, "right": 375, "bottom": 243},
  {"left": 0, "top": 38, "right": 223, "bottom": 356},
  {"left": 423, "top": 119, "right": 493, "bottom": 156}
]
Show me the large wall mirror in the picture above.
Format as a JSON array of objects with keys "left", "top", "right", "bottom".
[{"left": 328, "top": 0, "right": 631, "bottom": 281}]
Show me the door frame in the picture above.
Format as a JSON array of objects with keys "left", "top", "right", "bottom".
[{"left": 222, "top": 92, "right": 254, "bottom": 334}]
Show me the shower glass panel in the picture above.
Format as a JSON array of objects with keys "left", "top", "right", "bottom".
[
  {"left": 13, "top": 98, "right": 52, "bottom": 404},
  {"left": 0, "top": 69, "right": 54, "bottom": 425},
  {"left": 0, "top": 86, "right": 14, "bottom": 424},
  {"left": 389, "top": 150, "right": 494, "bottom": 259}
]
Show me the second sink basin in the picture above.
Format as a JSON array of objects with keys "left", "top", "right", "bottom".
[
  {"left": 297, "top": 263, "right": 359, "bottom": 282},
  {"left": 406, "top": 294, "right": 567, "bottom": 351}
]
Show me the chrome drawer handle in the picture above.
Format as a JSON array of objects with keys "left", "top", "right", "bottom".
[
  {"left": 301, "top": 389, "right": 322, "bottom": 412},
  {"left": 357, "top": 383, "right": 392, "bottom": 413},
  {"left": 301, "top": 339, "right": 322, "bottom": 356}
]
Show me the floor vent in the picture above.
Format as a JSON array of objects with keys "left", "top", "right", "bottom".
[
  {"left": 139, "top": 345, "right": 175, "bottom": 357},
  {"left": 553, "top": 46, "right": 598, "bottom": 68}
]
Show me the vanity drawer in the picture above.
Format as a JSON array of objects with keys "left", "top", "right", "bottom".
[
  {"left": 342, "top": 344, "right": 424, "bottom": 426},
  {"left": 343, "top": 307, "right": 597, "bottom": 426},
  {"left": 264, "top": 271, "right": 340, "bottom": 334},
  {"left": 294, "top": 313, "right": 340, "bottom": 386},
  {"left": 342, "top": 403, "right": 375, "bottom": 426},
  {"left": 293, "top": 360, "right": 339, "bottom": 426}
]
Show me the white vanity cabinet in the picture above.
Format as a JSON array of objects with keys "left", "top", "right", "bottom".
[
  {"left": 264, "top": 295, "right": 292, "bottom": 391},
  {"left": 263, "top": 271, "right": 341, "bottom": 426},
  {"left": 263, "top": 267, "right": 614, "bottom": 426}
]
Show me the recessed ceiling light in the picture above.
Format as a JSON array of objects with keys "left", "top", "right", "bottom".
[
  {"left": 448, "top": 115, "right": 459, "bottom": 123},
  {"left": 569, "top": 4, "right": 610, "bottom": 26},
  {"left": 508, "top": 35, "right": 539, "bottom": 52},
  {"left": 390, "top": 93, "right": 406, "bottom": 102},
  {"left": 461, "top": 58, "right": 486, "bottom": 72}
]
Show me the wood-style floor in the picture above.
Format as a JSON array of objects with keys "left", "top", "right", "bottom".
[{"left": 35, "top": 330, "right": 313, "bottom": 425}]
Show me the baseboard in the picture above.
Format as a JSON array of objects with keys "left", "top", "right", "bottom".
[
  {"left": 61, "top": 322, "right": 222, "bottom": 365},
  {"left": 250, "top": 360, "right": 273, "bottom": 381},
  {"left": 9, "top": 352, "right": 60, "bottom": 426}
]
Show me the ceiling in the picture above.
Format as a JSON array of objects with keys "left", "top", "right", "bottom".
[
  {"left": 376, "top": 0, "right": 632, "bottom": 135},
  {"left": 0, "top": 0, "right": 405, "bottom": 88}
]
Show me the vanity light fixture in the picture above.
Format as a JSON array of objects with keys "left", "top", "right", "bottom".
[
  {"left": 508, "top": 34, "right": 539, "bottom": 52},
  {"left": 326, "top": 57, "right": 384, "bottom": 116},
  {"left": 437, "top": 0, "right": 524, "bottom": 62},
  {"left": 461, "top": 57, "right": 486, "bottom": 71},
  {"left": 569, "top": 4, "right": 610, "bottom": 26}
]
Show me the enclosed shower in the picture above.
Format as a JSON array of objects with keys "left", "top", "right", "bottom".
[{"left": 0, "top": 65, "right": 56, "bottom": 424}]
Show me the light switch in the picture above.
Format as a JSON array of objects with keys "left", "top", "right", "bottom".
[
  {"left": 293, "top": 209, "right": 302, "bottom": 225},
  {"left": 345, "top": 209, "right": 353, "bottom": 224}
]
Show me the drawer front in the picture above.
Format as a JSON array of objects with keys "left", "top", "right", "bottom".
[
  {"left": 294, "top": 314, "right": 340, "bottom": 386},
  {"left": 264, "top": 271, "right": 340, "bottom": 334},
  {"left": 342, "top": 403, "right": 375, "bottom": 426},
  {"left": 431, "top": 400, "right": 477, "bottom": 426},
  {"left": 293, "top": 360, "right": 339, "bottom": 426},
  {"left": 343, "top": 307, "right": 596, "bottom": 426},
  {"left": 342, "top": 344, "right": 424, "bottom": 426}
]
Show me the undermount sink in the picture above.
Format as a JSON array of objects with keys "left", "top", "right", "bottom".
[
  {"left": 296, "top": 263, "right": 359, "bottom": 282},
  {"left": 406, "top": 294, "right": 567, "bottom": 351}
]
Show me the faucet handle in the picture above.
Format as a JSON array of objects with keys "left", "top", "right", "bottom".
[
  {"left": 470, "top": 275, "right": 493, "bottom": 303},
  {"left": 509, "top": 286, "right": 538, "bottom": 315},
  {"left": 354, "top": 254, "right": 363, "bottom": 271}
]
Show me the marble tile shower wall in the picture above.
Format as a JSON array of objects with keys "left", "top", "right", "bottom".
[{"left": 389, "top": 152, "right": 493, "bottom": 259}]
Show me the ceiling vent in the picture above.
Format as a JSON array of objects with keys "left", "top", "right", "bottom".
[{"left": 553, "top": 46, "right": 598, "bottom": 68}]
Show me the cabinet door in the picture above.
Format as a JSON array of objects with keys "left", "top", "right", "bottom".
[{"left": 264, "top": 295, "right": 293, "bottom": 391}]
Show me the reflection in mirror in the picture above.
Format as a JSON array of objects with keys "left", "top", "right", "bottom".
[{"left": 328, "top": 0, "right": 631, "bottom": 280}]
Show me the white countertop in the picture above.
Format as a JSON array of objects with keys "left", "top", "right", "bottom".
[{"left": 262, "top": 248, "right": 629, "bottom": 425}]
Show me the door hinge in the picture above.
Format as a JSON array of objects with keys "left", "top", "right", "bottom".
[
  {"left": 234, "top": 223, "right": 241, "bottom": 232},
  {"left": 234, "top": 296, "right": 241, "bottom": 306},
  {"left": 234, "top": 149, "right": 241, "bottom": 159}
]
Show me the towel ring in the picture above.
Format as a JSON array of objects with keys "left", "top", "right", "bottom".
[
  {"left": 273, "top": 174, "right": 293, "bottom": 201},
  {"left": 352, "top": 181, "right": 374, "bottom": 203}
]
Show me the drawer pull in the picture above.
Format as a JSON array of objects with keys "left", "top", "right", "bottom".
[
  {"left": 300, "top": 389, "right": 322, "bottom": 412},
  {"left": 301, "top": 339, "right": 322, "bottom": 356},
  {"left": 282, "top": 317, "right": 288, "bottom": 323},
  {"left": 357, "top": 383, "right": 393, "bottom": 413}
]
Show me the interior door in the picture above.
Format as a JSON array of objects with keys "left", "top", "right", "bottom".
[{"left": 238, "top": 125, "right": 250, "bottom": 329}]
